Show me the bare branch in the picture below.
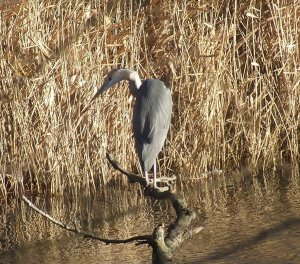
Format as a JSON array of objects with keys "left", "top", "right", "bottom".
[
  {"left": 106, "top": 152, "right": 176, "bottom": 199},
  {"left": 104, "top": 152, "right": 203, "bottom": 262},
  {"left": 22, "top": 195, "right": 66, "bottom": 228},
  {"left": 21, "top": 195, "right": 152, "bottom": 246},
  {"left": 106, "top": 152, "right": 147, "bottom": 186},
  {"left": 22, "top": 153, "right": 202, "bottom": 263}
]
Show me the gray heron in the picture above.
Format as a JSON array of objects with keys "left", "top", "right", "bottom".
[{"left": 91, "top": 69, "right": 172, "bottom": 188}]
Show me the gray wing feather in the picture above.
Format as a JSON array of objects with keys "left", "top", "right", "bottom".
[{"left": 133, "top": 79, "right": 172, "bottom": 171}]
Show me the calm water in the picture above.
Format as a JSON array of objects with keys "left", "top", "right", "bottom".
[{"left": 1, "top": 166, "right": 300, "bottom": 263}]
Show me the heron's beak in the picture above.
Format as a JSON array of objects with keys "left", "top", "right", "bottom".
[
  {"left": 91, "top": 87, "right": 104, "bottom": 102},
  {"left": 91, "top": 79, "right": 117, "bottom": 102}
]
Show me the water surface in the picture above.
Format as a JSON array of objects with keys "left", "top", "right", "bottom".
[{"left": 1, "top": 166, "right": 300, "bottom": 263}]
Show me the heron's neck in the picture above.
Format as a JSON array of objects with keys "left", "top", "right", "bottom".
[{"left": 127, "top": 70, "right": 142, "bottom": 97}]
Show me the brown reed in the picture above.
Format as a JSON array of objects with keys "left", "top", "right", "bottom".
[{"left": 0, "top": 0, "right": 299, "bottom": 195}]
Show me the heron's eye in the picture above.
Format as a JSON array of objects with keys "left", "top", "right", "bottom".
[{"left": 107, "top": 76, "right": 112, "bottom": 81}]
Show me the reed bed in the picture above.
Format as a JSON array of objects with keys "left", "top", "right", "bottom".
[{"left": 0, "top": 0, "right": 299, "bottom": 195}]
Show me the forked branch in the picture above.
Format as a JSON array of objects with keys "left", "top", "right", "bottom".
[
  {"left": 105, "top": 152, "right": 203, "bottom": 263},
  {"left": 22, "top": 153, "right": 202, "bottom": 264}
]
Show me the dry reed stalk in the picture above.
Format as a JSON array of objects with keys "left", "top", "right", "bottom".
[{"left": 0, "top": 0, "right": 299, "bottom": 195}]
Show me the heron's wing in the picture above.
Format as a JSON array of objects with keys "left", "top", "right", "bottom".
[
  {"left": 133, "top": 79, "right": 172, "bottom": 170},
  {"left": 133, "top": 80, "right": 172, "bottom": 143},
  {"left": 144, "top": 94, "right": 171, "bottom": 143}
]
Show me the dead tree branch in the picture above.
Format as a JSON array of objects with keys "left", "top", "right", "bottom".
[
  {"left": 22, "top": 152, "right": 202, "bottom": 264},
  {"left": 105, "top": 152, "right": 203, "bottom": 263},
  {"left": 21, "top": 195, "right": 153, "bottom": 246}
]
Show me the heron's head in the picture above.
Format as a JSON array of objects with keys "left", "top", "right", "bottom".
[{"left": 91, "top": 69, "right": 130, "bottom": 101}]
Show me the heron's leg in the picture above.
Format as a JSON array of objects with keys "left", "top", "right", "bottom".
[
  {"left": 153, "top": 162, "right": 157, "bottom": 188},
  {"left": 145, "top": 170, "right": 149, "bottom": 183}
]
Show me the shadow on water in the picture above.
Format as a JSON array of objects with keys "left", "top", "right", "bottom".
[
  {"left": 192, "top": 217, "right": 300, "bottom": 264},
  {"left": 1, "top": 164, "right": 300, "bottom": 263}
]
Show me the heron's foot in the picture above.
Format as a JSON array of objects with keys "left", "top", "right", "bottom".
[
  {"left": 142, "top": 173, "right": 176, "bottom": 192},
  {"left": 153, "top": 185, "right": 169, "bottom": 192},
  {"left": 146, "top": 179, "right": 176, "bottom": 192}
]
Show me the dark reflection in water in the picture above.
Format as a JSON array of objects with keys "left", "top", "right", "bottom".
[{"left": 1, "top": 165, "right": 300, "bottom": 263}]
